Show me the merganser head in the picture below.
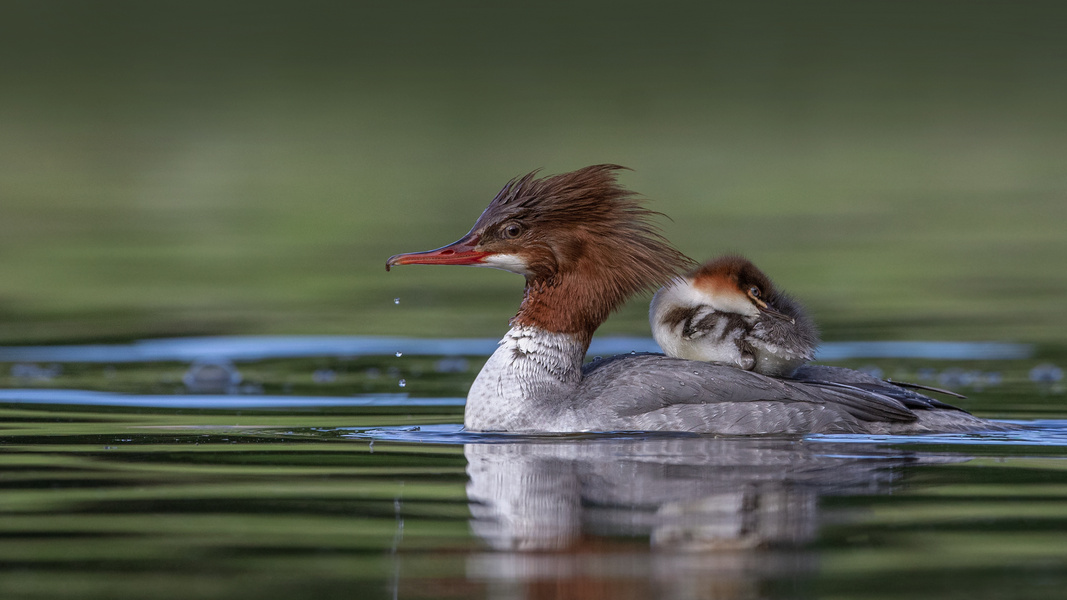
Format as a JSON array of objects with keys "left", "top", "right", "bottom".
[
  {"left": 687, "top": 255, "right": 795, "bottom": 323},
  {"left": 387, "top": 164, "right": 693, "bottom": 338}
]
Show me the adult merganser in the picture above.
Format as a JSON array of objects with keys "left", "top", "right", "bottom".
[
  {"left": 387, "top": 165, "right": 994, "bottom": 434},
  {"left": 650, "top": 255, "right": 820, "bottom": 377}
]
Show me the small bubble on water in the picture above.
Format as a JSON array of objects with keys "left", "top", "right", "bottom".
[
  {"left": 395, "top": 351, "right": 403, "bottom": 358},
  {"left": 393, "top": 298, "right": 400, "bottom": 305},
  {"left": 398, "top": 379, "right": 407, "bottom": 388}
]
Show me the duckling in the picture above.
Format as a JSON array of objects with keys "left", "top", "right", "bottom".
[{"left": 650, "top": 255, "right": 819, "bottom": 377}]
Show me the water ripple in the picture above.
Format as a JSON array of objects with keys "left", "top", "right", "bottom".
[
  {"left": 0, "top": 335, "right": 1033, "bottom": 363},
  {"left": 807, "top": 420, "right": 1067, "bottom": 447},
  {"left": 0, "top": 389, "right": 465, "bottom": 409}
]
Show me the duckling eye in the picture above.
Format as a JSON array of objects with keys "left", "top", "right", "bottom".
[
  {"left": 748, "top": 286, "right": 761, "bottom": 299},
  {"left": 501, "top": 223, "right": 523, "bottom": 239}
]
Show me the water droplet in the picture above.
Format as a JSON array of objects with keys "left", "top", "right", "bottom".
[
  {"left": 393, "top": 298, "right": 400, "bottom": 305},
  {"left": 398, "top": 379, "right": 407, "bottom": 388},
  {"left": 395, "top": 351, "right": 403, "bottom": 358}
]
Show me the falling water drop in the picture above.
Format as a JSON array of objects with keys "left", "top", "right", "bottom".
[{"left": 398, "top": 379, "right": 407, "bottom": 388}]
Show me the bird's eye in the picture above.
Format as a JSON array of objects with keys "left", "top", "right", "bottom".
[
  {"left": 748, "top": 286, "right": 761, "bottom": 298},
  {"left": 502, "top": 223, "right": 523, "bottom": 239}
]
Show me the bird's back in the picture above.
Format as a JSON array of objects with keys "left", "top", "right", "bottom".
[{"left": 575, "top": 354, "right": 996, "bottom": 435}]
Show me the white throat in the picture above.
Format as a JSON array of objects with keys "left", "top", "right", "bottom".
[{"left": 465, "top": 325, "right": 587, "bottom": 432}]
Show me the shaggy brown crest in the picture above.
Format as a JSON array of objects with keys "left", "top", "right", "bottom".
[{"left": 473, "top": 165, "right": 693, "bottom": 341}]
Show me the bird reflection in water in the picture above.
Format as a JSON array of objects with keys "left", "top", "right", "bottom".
[{"left": 463, "top": 437, "right": 961, "bottom": 599}]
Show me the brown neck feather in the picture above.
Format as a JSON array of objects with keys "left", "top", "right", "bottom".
[
  {"left": 510, "top": 225, "right": 691, "bottom": 349},
  {"left": 512, "top": 271, "right": 622, "bottom": 349}
]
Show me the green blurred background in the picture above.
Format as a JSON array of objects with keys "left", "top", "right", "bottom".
[{"left": 1, "top": 0, "right": 1065, "bottom": 345}]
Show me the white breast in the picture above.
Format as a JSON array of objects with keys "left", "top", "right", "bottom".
[{"left": 465, "top": 326, "right": 586, "bottom": 431}]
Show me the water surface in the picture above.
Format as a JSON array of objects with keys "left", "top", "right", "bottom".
[{"left": 2, "top": 336, "right": 1066, "bottom": 599}]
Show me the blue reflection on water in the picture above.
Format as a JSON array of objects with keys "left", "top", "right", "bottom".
[
  {"left": 0, "top": 335, "right": 1034, "bottom": 363},
  {"left": 807, "top": 420, "right": 1067, "bottom": 446},
  {"left": 0, "top": 389, "right": 465, "bottom": 409},
  {"left": 342, "top": 422, "right": 1067, "bottom": 447}
]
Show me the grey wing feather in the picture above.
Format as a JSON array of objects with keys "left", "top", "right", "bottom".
[
  {"left": 583, "top": 355, "right": 917, "bottom": 424},
  {"left": 885, "top": 379, "right": 968, "bottom": 400},
  {"left": 793, "top": 365, "right": 968, "bottom": 413}
]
